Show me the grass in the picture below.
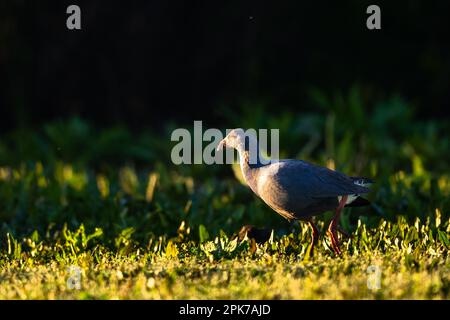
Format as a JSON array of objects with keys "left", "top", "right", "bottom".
[
  {"left": 0, "top": 217, "right": 448, "bottom": 299},
  {"left": 0, "top": 88, "right": 449, "bottom": 299}
]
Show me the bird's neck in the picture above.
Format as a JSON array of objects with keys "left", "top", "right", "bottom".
[
  {"left": 237, "top": 146, "right": 266, "bottom": 194},
  {"left": 237, "top": 144, "right": 266, "bottom": 168}
]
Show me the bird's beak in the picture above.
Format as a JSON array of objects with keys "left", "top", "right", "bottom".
[{"left": 216, "top": 139, "right": 226, "bottom": 152}]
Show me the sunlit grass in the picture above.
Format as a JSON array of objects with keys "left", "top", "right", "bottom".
[
  {"left": 0, "top": 90, "right": 449, "bottom": 299},
  {"left": 0, "top": 161, "right": 448, "bottom": 299},
  {"left": 0, "top": 216, "right": 448, "bottom": 299}
]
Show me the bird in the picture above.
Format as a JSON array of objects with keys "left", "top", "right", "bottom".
[{"left": 216, "top": 128, "right": 373, "bottom": 255}]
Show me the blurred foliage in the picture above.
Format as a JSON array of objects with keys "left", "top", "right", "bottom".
[
  {"left": 0, "top": 88, "right": 449, "bottom": 299},
  {"left": 0, "top": 88, "right": 449, "bottom": 241}
]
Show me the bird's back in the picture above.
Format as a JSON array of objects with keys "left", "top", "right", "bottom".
[{"left": 252, "top": 159, "right": 371, "bottom": 220}]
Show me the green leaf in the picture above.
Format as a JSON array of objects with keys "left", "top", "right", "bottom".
[
  {"left": 199, "top": 224, "right": 209, "bottom": 243},
  {"left": 437, "top": 230, "right": 449, "bottom": 248}
]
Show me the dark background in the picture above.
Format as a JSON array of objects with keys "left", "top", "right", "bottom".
[{"left": 1, "top": 0, "right": 449, "bottom": 131}]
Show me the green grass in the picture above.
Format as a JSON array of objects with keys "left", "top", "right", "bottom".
[
  {"left": 0, "top": 88, "right": 449, "bottom": 299},
  {"left": 0, "top": 217, "right": 448, "bottom": 299}
]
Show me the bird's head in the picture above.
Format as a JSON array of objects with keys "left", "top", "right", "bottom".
[{"left": 217, "top": 128, "right": 255, "bottom": 152}]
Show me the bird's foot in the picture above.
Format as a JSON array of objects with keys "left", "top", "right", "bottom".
[
  {"left": 327, "top": 226, "right": 342, "bottom": 255},
  {"left": 326, "top": 195, "right": 348, "bottom": 256}
]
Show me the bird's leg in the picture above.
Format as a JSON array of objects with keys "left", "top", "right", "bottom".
[
  {"left": 306, "top": 219, "right": 320, "bottom": 256},
  {"left": 327, "top": 195, "right": 348, "bottom": 255}
]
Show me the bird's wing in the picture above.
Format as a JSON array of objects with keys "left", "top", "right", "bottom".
[{"left": 268, "top": 160, "right": 371, "bottom": 198}]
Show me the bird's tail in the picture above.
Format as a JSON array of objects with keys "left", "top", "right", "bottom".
[
  {"left": 345, "top": 196, "right": 370, "bottom": 207},
  {"left": 350, "top": 177, "right": 374, "bottom": 188},
  {"left": 344, "top": 177, "right": 374, "bottom": 207}
]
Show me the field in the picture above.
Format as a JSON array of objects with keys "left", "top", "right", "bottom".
[{"left": 0, "top": 90, "right": 449, "bottom": 299}]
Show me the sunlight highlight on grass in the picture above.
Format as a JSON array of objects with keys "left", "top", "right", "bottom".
[{"left": 146, "top": 172, "right": 159, "bottom": 203}]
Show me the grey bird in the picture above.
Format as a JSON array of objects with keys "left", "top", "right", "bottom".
[{"left": 217, "top": 128, "right": 373, "bottom": 255}]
